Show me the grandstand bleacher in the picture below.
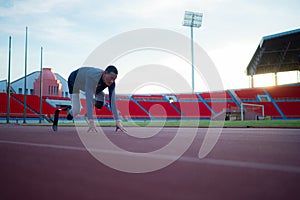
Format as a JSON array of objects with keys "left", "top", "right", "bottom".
[
  {"left": 234, "top": 88, "right": 266, "bottom": 100},
  {"left": 1, "top": 83, "right": 300, "bottom": 121},
  {"left": 173, "top": 102, "right": 212, "bottom": 119},
  {"left": 12, "top": 94, "right": 59, "bottom": 118},
  {"left": 276, "top": 102, "right": 300, "bottom": 118},
  {"left": 80, "top": 99, "right": 113, "bottom": 119},
  {"left": 200, "top": 91, "right": 231, "bottom": 100},
  {"left": 117, "top": 99, "right": 150, "bottom": 119},
  {"left": 137, "top": 101, "right": 180, "bottom": 119},
  {"left": 0, "top": 93, "right": 38, "bottom": 118},
  {"left": 233, "top": 84, "right": 300, "bottom": 119},
  {"left": 132, "top": 94, "right": 181, "bottom": 119},
  {"left": 265, "top": 85, "right": 300, "bottom": 99}
]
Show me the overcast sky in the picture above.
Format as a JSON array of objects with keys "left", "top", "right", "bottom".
[{"left": 0, "top": 0, "right": 299, "bottom": 93}]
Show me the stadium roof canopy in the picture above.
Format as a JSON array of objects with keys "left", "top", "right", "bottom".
[{"left": 247, "top": 28, "right": 300, "bottom": 76}]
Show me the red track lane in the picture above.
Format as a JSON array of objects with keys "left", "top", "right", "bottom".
[{"left": 0, "top": 124, "right": 300, "bottom": 200}]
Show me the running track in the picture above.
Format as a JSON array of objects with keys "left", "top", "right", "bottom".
[{"left": 0, "top": 124, "right": 300, "bottom": 200}]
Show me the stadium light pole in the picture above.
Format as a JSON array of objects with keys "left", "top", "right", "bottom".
[
  {"left": 39, "top": 47, "right": 43, "bottom": 123},
  {"left": 297, "top": 54, "right": 300, "bottom": 83},
  {"left": 23, "top": 26, "right": 28, "bottom": 123},
  {"left": 183, "top": 11, "right": 203, "bottom": 93},
  {"left": 6, "top": 36, "right": 12, "bottom": 124}
]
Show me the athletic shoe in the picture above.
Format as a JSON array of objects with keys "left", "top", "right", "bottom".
[
  {"left": 66, "top": 106, "right": 73, "bottom": 120},
  {"left": 67, "top": 113, "right": 73, "bottom": 120}
]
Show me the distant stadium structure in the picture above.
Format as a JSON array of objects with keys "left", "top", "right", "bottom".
[
  {"left": 247, "top": 28, "right": 300, "bottom": 87},
  {"left": 1, "top": 29, "right": 300, "bottom": 122}
]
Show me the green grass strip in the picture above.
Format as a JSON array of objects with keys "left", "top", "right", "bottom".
[{"left": 13, "top": 119, "right": 300, "bottom": 128}]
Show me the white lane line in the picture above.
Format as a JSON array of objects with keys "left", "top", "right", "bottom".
[
  {"left": 1, "top": 140, "right": 300, "bottom": 174},
  {"left": 181, "top": 157, "right": 300, "bottom": 174},
  {"left": 0, "top": 140, "right": 86, "bottom": 151}
]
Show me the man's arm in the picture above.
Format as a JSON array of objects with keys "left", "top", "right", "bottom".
[
  {"left": 109, "top": 83, "right": 119, "bottom": 121},
  {"left": 109, "top": 84, "right": 126, "bottom": 132}
]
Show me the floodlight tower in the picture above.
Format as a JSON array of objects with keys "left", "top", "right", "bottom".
[{"left": 183, "top": 11, "right": 203, "bottom": 93}]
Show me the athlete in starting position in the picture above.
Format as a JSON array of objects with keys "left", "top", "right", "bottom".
[{"left": 67, "top": 65, "right": 126, "bottom": 132}]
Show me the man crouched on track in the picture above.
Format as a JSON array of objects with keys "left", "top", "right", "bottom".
[{"left": 67, "top": 65, "right": 126, "bottom": 133}]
